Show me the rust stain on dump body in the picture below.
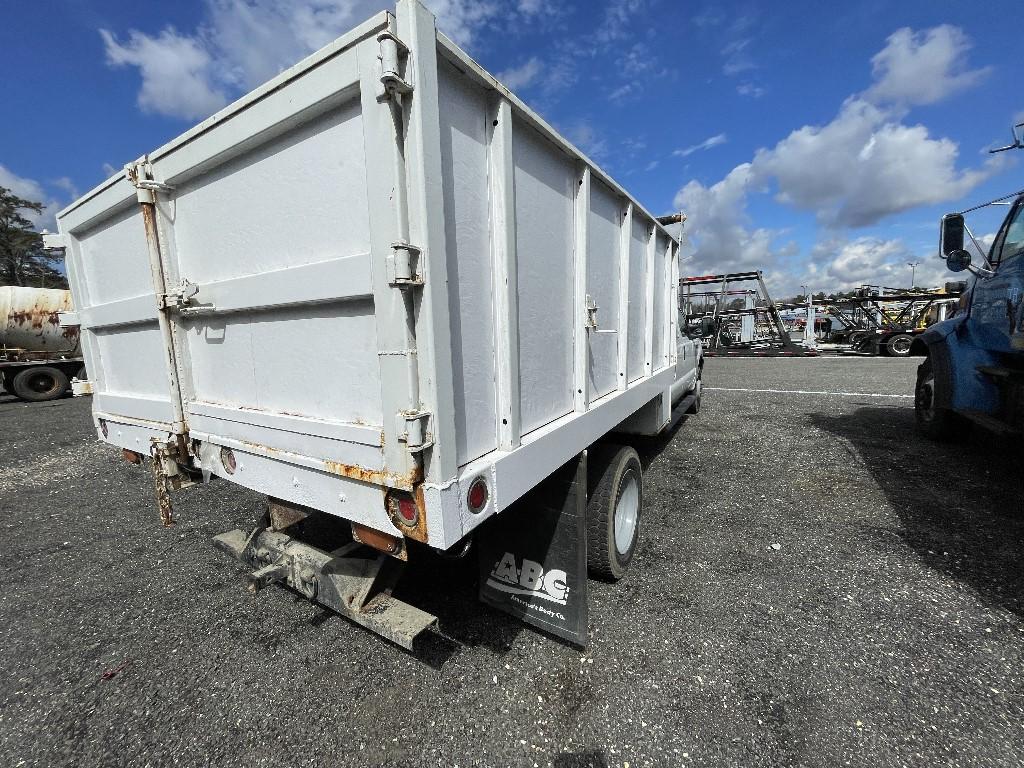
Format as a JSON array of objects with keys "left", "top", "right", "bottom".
[
  {"left": 322, "top": 458, "right": 422, "bottom": 492},
  {"left": 228, "top": 443, "right": 428, "bottom": 542},
  {"left": 234, "top": 439, "right": 421, "bottom": 492}
]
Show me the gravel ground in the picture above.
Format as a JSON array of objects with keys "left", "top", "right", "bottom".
[{"left": 1, "top": 356, "right": 1022, "bottom": 767}]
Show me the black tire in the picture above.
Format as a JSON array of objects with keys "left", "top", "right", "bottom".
[
  {"left": 586, "top": 444, "right": 643, "bottom": 581},
  {"left": 75, "top": 365, "right": 87, "bottom": 380},
  {"left": 848, "top": 330, "right": 869, "bottom": 348},
  {"left": 11, "top": 366, "right": 69, "bottom": 402},
  {"left": 686, "top": 367, "right": 703, "bottom": 414},
  {"left": 914, "top": 356, "right": 959, "bottom": 440},
  {"left": 886, "top": 333, "right": 913, "bottom": 357}
]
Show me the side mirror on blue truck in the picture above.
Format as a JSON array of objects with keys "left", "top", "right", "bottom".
[{"left": 940, "top": 213, "right": 972, "bottom": 272}]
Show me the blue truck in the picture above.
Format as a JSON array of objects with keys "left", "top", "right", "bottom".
[{"left": 912, "top": 124, "right": 1024, "bottom": 437}]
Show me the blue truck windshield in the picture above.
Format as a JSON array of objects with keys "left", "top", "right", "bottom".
[{"left": 992, "top": 200, "right": 1024, "bottom": 264}]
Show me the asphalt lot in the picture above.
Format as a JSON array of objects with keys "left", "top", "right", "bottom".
[{"left": 1, "top": 356, "right": 1022, "bottom": 767}]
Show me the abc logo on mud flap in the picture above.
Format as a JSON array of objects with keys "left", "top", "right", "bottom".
[{"left": 486, "top": 551, "right": 569, "bottom": 606}]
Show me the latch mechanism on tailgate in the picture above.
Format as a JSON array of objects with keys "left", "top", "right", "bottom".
[{"left": 157, "top": 279, "right": 214, "bottom": 315}]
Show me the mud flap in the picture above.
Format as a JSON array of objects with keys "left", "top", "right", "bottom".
[{"left": 477, "top": 453, "right": 589, "bottom": 647}]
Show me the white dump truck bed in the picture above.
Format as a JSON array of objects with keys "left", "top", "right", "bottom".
[{"left": 56, "top": 0, "right": 691, "bottom": 554}]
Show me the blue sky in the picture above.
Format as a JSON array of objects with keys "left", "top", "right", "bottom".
[{"left": 1, "top": 0, "right": 1019, "bottom": 296}]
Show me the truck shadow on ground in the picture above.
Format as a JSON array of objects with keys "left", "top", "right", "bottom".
[
  {"left": 396, "top": 550, "right": 526, "bottom": 664},
  {"left": 629, "top": 414, "right": 690, "bottom": 471},
  {"left": 811, "top": 406, "right": 1024, "bottom": 618}
]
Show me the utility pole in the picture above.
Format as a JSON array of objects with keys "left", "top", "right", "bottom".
[
  {"left": 907, "top": 261, "right": 919, "bottom": 289},
  {"left": 801, "top": 285, "right": 816, "bottom": 350}
]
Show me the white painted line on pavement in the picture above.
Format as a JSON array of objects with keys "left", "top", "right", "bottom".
[{"left": 705, "top": 386, "right": 913, "bottom": 399}]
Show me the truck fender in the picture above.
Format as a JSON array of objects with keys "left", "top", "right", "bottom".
[
  {"left": 910, "top": 316, "right": 963, "bottom": 356},
  {"left": 911, "top": 320, "right": 962, "bottom": 410}
]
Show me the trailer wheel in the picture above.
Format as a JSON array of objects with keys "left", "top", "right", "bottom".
[
  {"left": 848, "top": 330, "right": 869, "bottom": 348},
  {"left": 586, "top": 444, "right": 642, "bottom": 581},
  {"left": 914, "top": 357, "right": 958, "bottom": 440},
  {"left": 886, "top": 334, "right": 913, "bottom": 357},
  {"left": 11, "top": 366, "right": 69, "bottom": 402}
]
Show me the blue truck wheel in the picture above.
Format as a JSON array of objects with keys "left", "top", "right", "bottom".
[{"left": 914, "top": 357, "right": 959, "bottom": 440}]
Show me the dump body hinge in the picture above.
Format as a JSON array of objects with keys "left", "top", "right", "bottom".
[
  {"left": 378, "top": 32, "right": 413, "bottom": 96},
  {"left": 387, "top": 241, "right": 424, "bottom": 287},
  {"left": 398, "top": 410, "right": 433, "bottom": 453}
]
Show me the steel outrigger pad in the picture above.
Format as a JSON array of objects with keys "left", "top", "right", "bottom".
[{"left": 212, "top": 527, "right": 437, "bottom": 650}]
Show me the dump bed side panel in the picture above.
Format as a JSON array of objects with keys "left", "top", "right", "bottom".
[
  {"left": 437, "top": 58, "right": 498, "bottom": 466},
  {"left": 512, "top": 118, "right": 577, "bottom": 435},
  {"left": 586, "top": 180, "right": 623, "bottom": 401},
  {"left": 627, "top": 216, "right": 649, "bottom": 383},
  {"left": 431, "top": 29, "right": 682, "bottom": 538},
  {"left": 652, "top": 234, "right": 670, "bottom": 370}
]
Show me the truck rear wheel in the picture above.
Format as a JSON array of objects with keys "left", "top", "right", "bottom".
[
  {"left": 686, "top": 367, "right": 703, "bottom": 414},
  {"left": 915, "top": 357, "right": 958, "bottom": 440},
  {"left": 11, "top": 366, "right": 69, "bottom": 402},
  {"left": 586, "top": 444, "right": 642, "bottom": 581}
]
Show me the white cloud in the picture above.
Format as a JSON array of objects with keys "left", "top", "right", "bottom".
[
  {"left": 427, "top": 0, "right": 502, "bottom": 47},
  {"left": 595, "top": 0, "right": 647, "bottom": 44},
  {"left": 562, "top": 120, "right": 608, "bottom": 162},
  {"left": 751, "top": 98, "right": 1000, "bottom": 227},
  {"left": 692, "top": 7, "right": 724, "bottom": 29},
  {"left": 721, "top": 37, "right": 754, "bottom": 76},
  {"left": 863, "top": 25, "right": 990, "bottom": 107},
  {"left": 51, "top": 177, "right": 80, "bottom": 200},
  {"left": 100, "top": 27, "right": 229, "bottom": 120},
  {"left": 810, "top": 237, "right": 951, "bottom": 291},
  {"left": 498, "top": 56, "right": 542, "bottom": 91},
  {"left": 673, "top": 133, "right": 727, "bottom": 158},
  {"left": 0, "top": 165, "right": 63, "bottom": 231},
  {"left": 737, "top": 82, "right": 764, "bottom": 98},
  {"left": 674, "top": 164, "right": 793, "bottom": 276},
  {"left": 100, "top": 0, "right": 505, "bottom": 122},
  {"left": 672, "top": 24, "right": 1000, "bottom": 295},
  {"left": 714, "top": 13, "right": 758, "bottom": 77},
  {"left": 608, "top": 82, "right": 639, "bottom": 102}
]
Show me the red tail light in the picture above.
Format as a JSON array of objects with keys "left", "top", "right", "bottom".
[
  {"left": 397, "top": 496, "right": 417, "bottom": 525},
  {"left": 467, "top": 478, "right": 488, "bottom": 513}
]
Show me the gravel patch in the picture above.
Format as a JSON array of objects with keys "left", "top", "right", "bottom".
[{"left": 1, "top": 358, "right": 1021, "bottom": 767}]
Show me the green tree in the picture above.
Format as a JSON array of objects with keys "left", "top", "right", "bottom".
[{"left": 0, "top": 186, "right": 67, "bottom": 288}]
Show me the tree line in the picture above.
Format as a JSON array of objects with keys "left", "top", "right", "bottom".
[{"left": 0, "top": 186, "right": 67, "bottom": 289}]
